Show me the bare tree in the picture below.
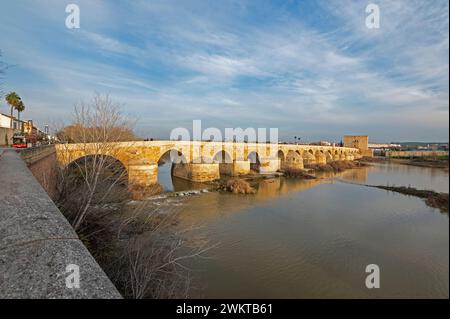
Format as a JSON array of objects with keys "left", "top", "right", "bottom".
[
  {"left": 55, "top": 93, "right": 214, "bottom": 299},
  {"left": 57, "top": 93, "right": 136, "bottom": 231},
  {"left": 108, "top": 203, "right": 214, "bottom": 299}
]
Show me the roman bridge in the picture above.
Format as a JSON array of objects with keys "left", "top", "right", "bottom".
[{"left": 55, "top": 141, "right": 361, "bottom": 190}]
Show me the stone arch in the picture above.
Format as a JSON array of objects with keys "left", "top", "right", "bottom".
[
  {"left": 65, "top": 154, "right": 129, "bottom": 196},
  {"left": 157, "top": 149, "right": 188, "bottom": 165},
  {"left": 66, "top": 154, "right": 127, "bottom": 174},
  {"left": 247, "top": 151, "right": 261, "bottom": 171},
  {"left": 213, "top": 150, "right": 233, "bottom": 163},
  {"left": 154, "top": 149, "right": 189, "bottom": 191},
  {"left": 57, "top": 147, "right": 129, "bottom": 168}
]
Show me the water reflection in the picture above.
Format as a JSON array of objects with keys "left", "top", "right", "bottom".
[
  {"left": 352, "top": 162, "right": 448, "bottom": 192},
  {"left": 168, "top": 163, "right": 449, "bottom": 298},
  {"left": 158, "top": 163, "right": 207, "bottom": 192}
]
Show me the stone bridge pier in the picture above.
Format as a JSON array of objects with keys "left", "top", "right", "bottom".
[
  {"left": 283, "top": 151, "right": 304, "bottom": 172},
  {"left": 172, "top": 162, "right": 220, "bottom": 182},
  {"left": 231, "top": 160, "right": 251, "bottom": 176},
  {"left": 128, "top": 160, "right": 158, "bottom": 190},
  {"left": 258, "top": 157, "right": 280, "bottom": 174}
]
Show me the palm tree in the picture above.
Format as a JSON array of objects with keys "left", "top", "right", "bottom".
[
  {"left": 16, "top": 100, "right": 25, "bottom": 121},
  {"left": 5, "top": 92, "right": 21, "bottom": 129}
]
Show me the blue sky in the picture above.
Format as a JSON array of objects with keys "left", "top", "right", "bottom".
[{"left": 0, "top": 0, "right": 448, "bottom": 142}]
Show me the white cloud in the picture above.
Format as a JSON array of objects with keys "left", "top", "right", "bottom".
[{"left": 0, "top": 0, "right": 447, "bottom": 141}]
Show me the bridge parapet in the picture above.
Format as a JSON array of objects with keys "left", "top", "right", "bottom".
[{"left": 0, "top": 150, "right": 121, "bottom": 299}]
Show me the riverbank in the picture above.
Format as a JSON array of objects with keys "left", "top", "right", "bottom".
[
  {"left": 372, "top": 185, "right": 448, "bottom": 213},
  {"left": 390, "top": 157, "right": 448, "bottom": 170},
  {"left": 66, "top": 196, "right": 209, "bottom": 299},
  {"left": 209, "top": 160, "right": 367, "bottom": 194},
  {"left": 55, "top": 164, "right": 209, "bottom": 299},
  {"left": 362, "top": 156, "right": 449, "bottom": 170},
  {"left": 306, "top": 160, "right": 367, "bottom": 172}
]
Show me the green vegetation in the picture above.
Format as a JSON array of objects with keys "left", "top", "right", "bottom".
[
  {"left": 5, "top": 91, "right": 22, "bottom": 128},
  {"left": 16, "top": 99, "right": 25, "bottom": 120}
]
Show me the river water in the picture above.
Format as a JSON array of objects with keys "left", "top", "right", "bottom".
[{"left": 155, "top": 162, "right": 449, "bottom": 298}]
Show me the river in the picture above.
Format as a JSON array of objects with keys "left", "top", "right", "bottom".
[{"left": 154, "top": 162, "right": 449, "bottom": 298}]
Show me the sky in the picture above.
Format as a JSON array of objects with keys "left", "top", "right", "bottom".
[{"left": 0, "top": 0, "right": 448, "bottom": 142}]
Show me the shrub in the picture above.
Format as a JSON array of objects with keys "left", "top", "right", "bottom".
[{"left": 225, "top": 178, "right": 256, "bottom": 194}]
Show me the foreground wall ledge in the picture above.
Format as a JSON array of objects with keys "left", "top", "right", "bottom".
[{"left": 0, "top": 149, "right": 121, "bottom": 299}]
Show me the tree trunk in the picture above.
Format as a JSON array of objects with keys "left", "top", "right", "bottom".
[{"left": 18, "top": 111, "right": 21, "bottom": 131}]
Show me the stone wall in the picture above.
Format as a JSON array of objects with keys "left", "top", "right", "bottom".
[
  {"left": 0, "top": 127, "right": 19, "bottom": 146},
  {"left": 173, "top": 162, "right": 220, "bottom": 182},
  {"left": 284, "top": 151, "right": 304, "bottom": 172},
  {"left": 343, "top": 135, "right": 372, "bottom": 157},
  {"left": 20, "top": 145, "right": 59, "bottom": 200},
  {"left": 0, "top": 150, "right": 121, "bottom": 299},
  {"left": 190, "top": 163, "right": 220, "bottom": 181},
  {"left": 259, "top": 158, "right": 280, "bottom": 173},
  {"left": 218, "top": 163, "right": 233, "bottom": 175},
  {"left": 315, "top": 152, "right": 327, "bottom": 165},
  {"left": 128, "top": 161, "right": 158, "bottom": 188},
  {"left": 232, "top": 160, "right": 250, "bottom": 176},
  {"left": 343, "top": 135, "right": 369, "bottom": 150}
]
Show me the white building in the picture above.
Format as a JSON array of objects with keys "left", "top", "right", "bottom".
[
  {"left": 0, "top": 113, "right": 24, "bottom": 130},
  {"left": 0, "top": 113, "right": 27, "bottom": 146},
  {"left": 368, "top": 143, "right": 402, "bottom": 149}
]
